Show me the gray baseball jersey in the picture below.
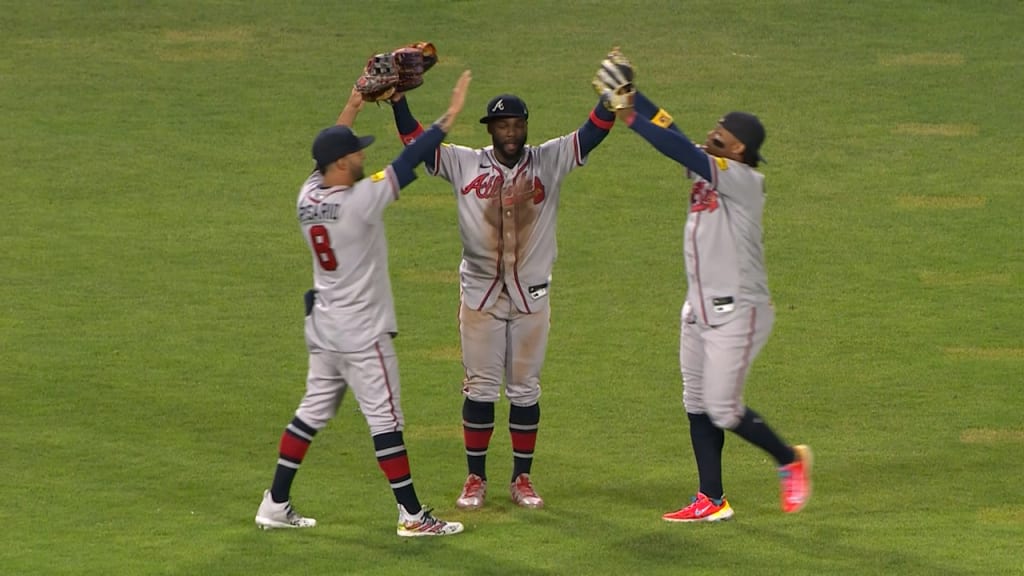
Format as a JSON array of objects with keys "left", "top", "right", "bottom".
[
  {"left": 684, "top": 156, "right": 771, "bottom": 326},
  {"left": 428, "top": 134, "right": 584, "bottom": 313},
  {"left": 297, "top": 167, "right": 400, "bottom": 353}
]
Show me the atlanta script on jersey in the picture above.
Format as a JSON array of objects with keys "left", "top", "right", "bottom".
[
  {"left": 429, "top": 134, "right": 584, "bottom": 313},
  {"left": 684, "top": 156, "right": 770, "bottom": 326}
]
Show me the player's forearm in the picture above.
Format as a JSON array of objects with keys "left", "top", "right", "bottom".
[
  {"left": 634, "top": 91, "right": 682, "bottom": 134},
  {"left": 336, "top": 88, "right": 364, "bottom": 127},
  {"left": 624, "top": 111, "right": 712, "bottom": 181},
  {"left": 391, "top": 96, "right": 424, "bottom": 144},
  {"left": 577, "top": 100, "right": 615, "bottom": 157},
  {"left": 390, "top": 124, "right": 446, "bottom": 188}
]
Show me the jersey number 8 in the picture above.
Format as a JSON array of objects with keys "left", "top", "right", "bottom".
[{"left": 309, "top": 225, "right": 338, "bottom": 271}]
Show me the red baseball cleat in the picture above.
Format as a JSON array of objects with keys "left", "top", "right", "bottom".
[
  {"left": 662, "top": 492, "right": 734, "bottom": 523},
  {"left": 779, "top": 444, "right": 813, "bottom": 513}
]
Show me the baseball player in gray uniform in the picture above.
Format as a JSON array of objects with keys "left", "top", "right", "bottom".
[
  {"left": 388, "top": 87, "right": 617, "bottom": 509},
  {"left": 606, "top": 58, "right": 812, "bottom": 522},
  {"left": 255, "top": 72, "right": 471, "bottom": 537}
]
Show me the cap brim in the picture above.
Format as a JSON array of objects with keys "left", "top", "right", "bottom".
[
  {"left": 479, "top": 114, "right": 526, "bottom": 124},
  {"left": 357, "top": 135, "right": 375, "bottom": 150}
]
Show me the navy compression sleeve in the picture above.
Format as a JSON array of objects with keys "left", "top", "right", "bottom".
[
  {"left": 634, "top": 91, "right": 682, "bottom": 134},
  {"left": 391, "top": 95, "right": 436, "bottom": 172},
  {"left": 625, "top": 112, "right": 712, "bottom": 182},
  {"left": 391, "top": 124, "right": 446, "bottom": 188},
  {"left": 576, "top": 101, "right": 615, "bottom": 157},
  {"left": 392, "top": 96, "right": 423, "bottom": 143}
]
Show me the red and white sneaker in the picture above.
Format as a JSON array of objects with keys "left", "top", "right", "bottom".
[
  {"left": 662, "top": 492, "right": 734, "bottom": 523},
  {"left": 396, "top": 505, "right": 464, "bottom": 537},
  {"left": 510, "top": 473, "right": 544, "bottom": 509},
  {"left": 779, "top": 444, "right": 813, "bottom": 513},
  {"left": 456, "top": 474, "right": 487, "bottom": 510}
]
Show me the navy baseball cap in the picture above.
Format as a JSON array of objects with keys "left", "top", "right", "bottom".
[
  {"left": 479, "top": 94, "right": 529, "bottom": 123},
  {"left": 312, "top": 125, "right": 375, "bottom": 169},
  {"left": 719, "top": 111, "right": 766, "bottom": 166}
]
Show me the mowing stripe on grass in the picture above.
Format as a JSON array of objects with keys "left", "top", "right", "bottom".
[
  {"left": 977, "top": 507, "right": 1024, "bottom": 524},
  {"left": 917, "top": 271, "right": 1012, "bottom": 286},
  {"left": 879, "top": 53, "right": 965, "bottom": 66},
  {"left": 960, "top": 428, "right": 1024, "bottom": 444},
  {"left": 159, "top": 27, "right": 254, "bottom": 61},
  {"left": 944, "top": 347, "right": 1024, "bottom": 360},
  {"left": 397, "top": 268, "right": 459, "bottom": 284},
  {"left": 405, "top": 346, "right": 462, "bottom": 362},
  {"left": 395, "top": 194, "right": 454, "bottom": 209},
  {"left": 408, "top": 422, "right": 463, "bottom": 441},
  {"left": 897, "top": 195, "right": 987, "bottom": 209},
  {"left": 893, "top": 123, "right": 978, "bottom": 137}
]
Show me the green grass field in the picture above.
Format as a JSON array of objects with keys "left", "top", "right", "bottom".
[{"left": 2, "top": 1, "right": 1022, "bottom": 574}]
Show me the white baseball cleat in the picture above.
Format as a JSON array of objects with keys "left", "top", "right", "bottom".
[
  {"left": 255, "top": 489, "right": 317, "bottom": 529},
  {"left": 396, "top": 504, "right": 464, "bottom": 537}
]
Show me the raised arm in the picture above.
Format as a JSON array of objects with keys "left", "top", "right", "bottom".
[
  {"left": 633, "top": 90, "right": 682, "bottom": 134},
  {"left": 389, "top": 71, "right": 471, "bottom": 188},
  {"left": 576, "top": 99, "right": 616, "bottom": 157},
  {"left": 592, "top": 47, "right": 712, "bottom": 181},
  {"left": 390, "top": 92, "right": 425, "bottom": 145},
  {"left": 616, "top": 108, "right": 713, "bottom": 182},
  {"left": 335, "top": 86, "right": 365, "bottom": 127}
]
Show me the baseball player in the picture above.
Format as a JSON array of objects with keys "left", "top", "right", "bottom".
[
  {"left": 255, "top": 71, "right": 472, "bottom": 537},
  {"left": 386, "top": 86, "right": 617, "bottom": 509},
  {"left": 599, "top": 52, "right": 812, "bottom": 522}
]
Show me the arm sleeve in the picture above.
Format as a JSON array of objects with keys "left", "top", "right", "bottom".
[
  {"left": 633, "top": 91, "right": 683, "bottom": 134},
  {"left": 626, "top": 112, "right": 713, "bottom": 182},
  {"left": 576, "top": 100, "right": 616, "bottom": 158},
  {"left": 389, "top": 124, "right": 447, "bottom": 188},
  {"left": 392, "top": 96, "right": 423, "bottom": 142}
]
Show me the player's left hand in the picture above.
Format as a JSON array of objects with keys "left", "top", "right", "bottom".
[
  {"left": 592, "top": 47, "right": 636, "bottom": 111},
  {"left": 355, "top": 41, "right": 438, "bottom": 102}
]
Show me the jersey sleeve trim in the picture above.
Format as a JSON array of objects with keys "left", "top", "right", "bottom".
[
  {"left": 386, "top": 165, "right": 400, "bottom": 201},
  {"left": 573, "top": 130, "right": 584, "bottom": 166}
]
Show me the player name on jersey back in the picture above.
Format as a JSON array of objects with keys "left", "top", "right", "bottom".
[{"left": 298, "top": 201, "right": 340, "bottom": 223}]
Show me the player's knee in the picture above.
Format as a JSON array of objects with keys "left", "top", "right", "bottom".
[
  {"left": 505, "top": 381, "right": 541, "bottom": 407},
  {"left": 367, "top": 420, "right": 404, "bottom": 436},
  {"left": 463, "top": 381, "right": 501, "bottom": 403},
  {"left": 707, "top": 407, "right": 742, "bottom": 430},
  {"left": 294, "top": 409, "right": 331, "bottom": 431}
]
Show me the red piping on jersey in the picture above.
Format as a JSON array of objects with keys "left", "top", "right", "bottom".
[
  {"left": 478, "top": 262, "right": 502, "bottom": 311},
  {"left": 305, "top": 187, "right": 345, "bottom": 204},
  {"left": 429, "top": 146, "right": 441, "bottom": 176},
  {"left": 512, "top": 265, "right": 531, "bottom": 314},
  {"left": 386, "top": 166, "right": 400, "bottom": 201},
  {"left": 375, "top": 341, "right": 401, "bottom": 432},
  {"left": 735, "top": 307, "right": 758, "bottom": 390},
  {"left": 692, "top": 212, "right": 708, "bottom": 325},
  {"left": 691, "top": 155, "right": 718, "bottom": 325},
  {"left": 572, "top": 131, "right": 583, "bottom": 166}
]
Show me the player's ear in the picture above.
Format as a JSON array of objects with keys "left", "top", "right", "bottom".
[{"left": 732, "top": 141, "right": 746, "bottom": 159}]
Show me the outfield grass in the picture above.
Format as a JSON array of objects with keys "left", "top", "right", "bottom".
[{"left": 2, "top": 1, "right": 1022, "bottom": 575}]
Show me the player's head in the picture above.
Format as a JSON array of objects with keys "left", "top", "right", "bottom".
[
  {"left": 312, "top": 125, "right": 375, "bottom": 182},
  {"left": 480, "top": 94, "right": 528, "bottom": 165},
  {"left": 704, "top": 112, "right": 766, "bottom": 167}
]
